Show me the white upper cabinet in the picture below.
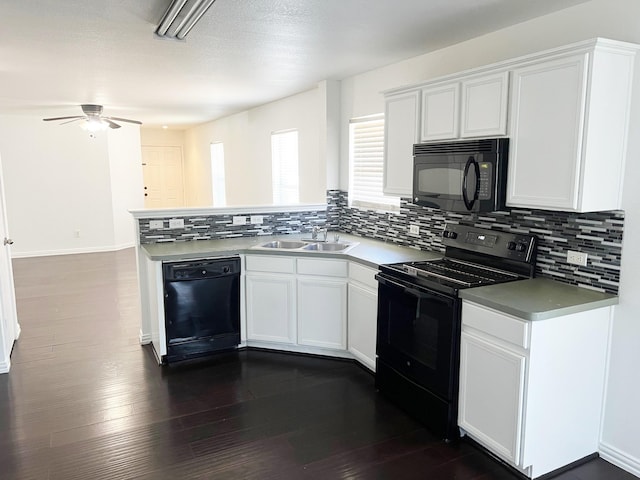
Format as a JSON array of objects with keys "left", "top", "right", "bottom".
[
  {"left": 382, "top": 38, "right": 636, "bottom": 209},
  {"left": 420, "top": 72, "right": 509, "bottom": 142},
  {"left": 383, "top": 71, "right": 508, "bottom": 197},
  {"left": 507, "top": 42, "right": 636, "bottom": 212},
  {"left": 420, "top": 83, "right": 460, "bottom": 141},
  {"left": 383, "top": 90, "right": 421, "bottom": 197},
  {"left": 460, "top": 72, "right": 509, "bottom": 138}
]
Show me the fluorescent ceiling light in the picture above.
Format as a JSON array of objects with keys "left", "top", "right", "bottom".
[{"left": 156, "top": 0, "right": 216, "bottom": 40}]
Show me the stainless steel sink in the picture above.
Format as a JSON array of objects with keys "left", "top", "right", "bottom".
[
  {"left": 302, "top": 242, "right": 352, "bottom": 252},
  {"left": 252, "top": 238, "right": 358, "bottom": 253},
  {"left": 259, "top": 240, "right": 309, "bottom": 249}
]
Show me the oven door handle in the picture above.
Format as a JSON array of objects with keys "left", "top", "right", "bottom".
[
  {"left": 376, "top": 274, "right": 432, "bottom": 298},
  {"left": 462, "top": 155, "right": 480, "bottom": 211}
]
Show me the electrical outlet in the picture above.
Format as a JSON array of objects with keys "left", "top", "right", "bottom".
[
  {"left": 149, "top": 220, "right": 163, "bottom": 229},
  {"left": 567, "top": 250, "right": 588, "bottom": 266},
  {"left": 233, "top": 216, "right": 247, "bottom": 226},
  {"left": 168, "top": 218, "right": 184, "bottom": 229},
  {"left": 250, "top": 215, "right": 264, "bottom": 225},
  {"left": 409, "top": 225, "right": 420, "bottom": 235}
]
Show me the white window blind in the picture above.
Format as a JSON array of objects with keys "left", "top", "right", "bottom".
[
  {"left": 210, "top": 142, "right": 226, "bottom": 207},
  {"left": 271, "top": 130, "right": 299, "bottom": 204},
  {"left": 349, "top": 115, "right": 399, "bottom": 211}
]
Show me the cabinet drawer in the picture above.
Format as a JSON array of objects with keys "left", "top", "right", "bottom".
[
  {"left": 245, "top": 255, "right": 295, "bottom": 274},
  {"left": 462, "top": 302, "right": 529, "bottom": 349},
  {"left": 349, "top": 262, "right": 379, "bottom": 290},
  {"left": 297, "top": 258, "right": 347, "bottom": 277}
]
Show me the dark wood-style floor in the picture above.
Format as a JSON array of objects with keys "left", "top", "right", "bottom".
[{"left": 0, "top": 249, "right": 636, "bottom": 480}]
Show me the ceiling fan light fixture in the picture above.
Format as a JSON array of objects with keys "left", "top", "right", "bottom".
[
  {"left": 80, "top": 118, "right": 109, "bottom": 133},
  {"left": 156, "top": 0, "right": 216, "bottom": 40}
]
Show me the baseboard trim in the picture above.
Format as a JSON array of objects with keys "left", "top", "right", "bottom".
[
  {"left": 11, "top": 242, "right": 135, "bottom": 259},
  {"left": 0, "top": 358, "right": 11, "bottom": 374},
  {"left": 599, "top": 441, "right": 640, "bottom": 477},
  {"left": 139, "top": 331, "right": 152, "bottom": 345}
]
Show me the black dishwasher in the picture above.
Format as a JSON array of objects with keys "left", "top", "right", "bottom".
[{"left": 163, "top": 256, "right": 241, "bottom": 363}]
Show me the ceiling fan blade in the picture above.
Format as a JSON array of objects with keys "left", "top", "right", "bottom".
[
  {"left": 60, "top": 118, "right": 85, "bottom": 125},
  {"left": 43, "top": 116, "right": 83, "bottom": 122},
  {"left": 106, "top": 116, "right": 142, "bottom": 125},
  {"left": 104, "top": 119, "right": 121, "bottom": 129}
]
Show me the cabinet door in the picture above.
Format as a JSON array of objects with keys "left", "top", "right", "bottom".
[
  {"left": 461, "top": 72, "right": 509, "bottom": 138},
  {"left": 347, "top": 283, "right": 377, "bottom": 371},
  {"left": 420, "top": 83, "right": 460, "bottom": 141},
  {"left": 459, "top": 331, "right": 526, "bottom": 466},
  {"left": 384, "top": 90, "right": 421, "bottom": 196},
  {"left": 507, "top": 54, "right": 588, "bottom": 210},
  {"left": 297, "top": 278, "right": 347, "bottom": 349},
  {"left": 245, "top": 273, "right": 296, "bottom": 344}
]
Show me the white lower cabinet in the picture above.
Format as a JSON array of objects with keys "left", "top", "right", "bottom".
[
  {"left": 298, "top": 277, "right": 347, "bottom": 349},
  {"left": 244, "top": 255, "right": 380, "bottom": 368},
  {"left": 245, "top": 255, "right": 349, "bottom": 354},
  {"left": 245, "top": 255, "right": 297, "bottom": 344},
  {"left": 459, "top": 332, "right": 526, "bottom": 465},
  {"left": 347, "top": 262, "right": 378, "bottom": 371},
  {"left": 245, "top": 273, "right": 296, "bottom": 344},
  {"left": 459, "top": 300, "right": 612, "bottom": 478}
]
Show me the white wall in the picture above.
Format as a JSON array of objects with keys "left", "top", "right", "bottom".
[
  {"left": 183, "top": 87, "right": 326, "bottom": 207},
  {"left": 107, "top": 127, "right": 144, "bottom": 248},
  {"left": 0, "top": 115, "right": 142, "bottom": 257},
  {"left": 337, "top": 0, "right": 640, "bottom": 474}
]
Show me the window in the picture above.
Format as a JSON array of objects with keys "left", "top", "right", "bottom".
[
  {"left": 349, "top": 115, "right": 399, "bottom": 211},
  {"left": 271, "top": 129, "right": 299, "bottom": 204},
  {"left": 210, "top": 142, "right": 226, "bottom": 207}
]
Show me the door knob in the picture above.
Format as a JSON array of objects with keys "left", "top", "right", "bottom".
[{"left": 4, "top": 238, "right": 13, "bottom": 246}]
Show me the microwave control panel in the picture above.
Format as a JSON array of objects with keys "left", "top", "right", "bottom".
[{"left": 477, "top": 162, "right": 493, "bottom": 199}]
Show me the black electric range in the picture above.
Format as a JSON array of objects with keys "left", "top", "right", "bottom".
[{"left": 375, "top": 224, "right": 537, "bottom": 441}]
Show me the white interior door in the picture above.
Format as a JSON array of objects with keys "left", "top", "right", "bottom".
[
  {"left": 0, "top": 153, "right": 19, "bottom": 374},
  {"left": 141, "top": 146, "right": 185, "bottom": 208}
]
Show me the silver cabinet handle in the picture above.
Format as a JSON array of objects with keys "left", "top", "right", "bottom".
[{"left": 4, "top": 238, "right": 13, "bottom": 246}]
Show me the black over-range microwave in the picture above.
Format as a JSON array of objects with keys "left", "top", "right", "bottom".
[{"left": 412, "top": 138, "right": 509, "bottom": 213}]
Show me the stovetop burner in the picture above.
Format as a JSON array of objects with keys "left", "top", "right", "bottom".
[
  {"left": 403, "top": 258, "right": 519, "bottom": 287},
  {"left": 378, "top": 224, "right": 538, "bottom": 296}
]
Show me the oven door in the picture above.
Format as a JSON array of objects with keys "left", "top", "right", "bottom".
[{"left": 376, "top": 273, "right": 461, "bottom": 401}]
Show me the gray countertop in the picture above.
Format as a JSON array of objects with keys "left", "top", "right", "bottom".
[
  {"left": 142, "top": 235, "right": 618, "bottom": 320},
  {"left": 459, "top": 277, "right": 618, "bottom": 321},
  {"left": 140, "top": 233, "right": 441, "bottom": 268}
]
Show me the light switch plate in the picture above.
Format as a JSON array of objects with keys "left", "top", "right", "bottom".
[
  {"left": 168, "top": 218, "right": 184, "bottom": 229},
  {"left": 233, "top": 216, "right": 247, "bottom": 225},
  {"left": 409, "top": 225, "right": 420, "bottom": 235},
  {"left": 149, "top": 220, "right": 164, "bottom": 229}
]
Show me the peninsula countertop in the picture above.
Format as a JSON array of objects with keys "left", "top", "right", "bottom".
[{"left": 140, "top": 233, "right": 442, "bottom": 268}]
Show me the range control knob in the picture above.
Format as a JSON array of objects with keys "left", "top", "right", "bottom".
[
  {"left": 507, "top": 241, "right": 517, "bottom": 251},
  {"left": 223, "top": 266, "right": 230, "bottom": 274},
  {"left": 516, "top": 243, "right": 527, "bottom": 252},
  {"left": 443, "top": 231, "right": 457, "bottom": 239}
]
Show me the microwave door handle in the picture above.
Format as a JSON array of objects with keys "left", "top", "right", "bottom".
[{"left": 462, "top": 156, "right": 481, "bottom": 210}]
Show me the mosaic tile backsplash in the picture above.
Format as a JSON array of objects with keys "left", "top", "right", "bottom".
[
  {"left": 328, "top": 190, "right": 622, "bottom": 294},
  {"left": 138, "top": 190, "right": 623, "bottom": 294},
  {"left": 138, "top": 209, "right": 327, "bottom": 244}
]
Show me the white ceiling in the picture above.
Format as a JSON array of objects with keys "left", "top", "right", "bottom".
[{"left": 0, "top": 0, "right": 588, "bottom": 129}]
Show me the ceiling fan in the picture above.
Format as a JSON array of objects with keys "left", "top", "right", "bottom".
[{"left": 42, "top": 104, "right": 142, "bottom": 130}]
